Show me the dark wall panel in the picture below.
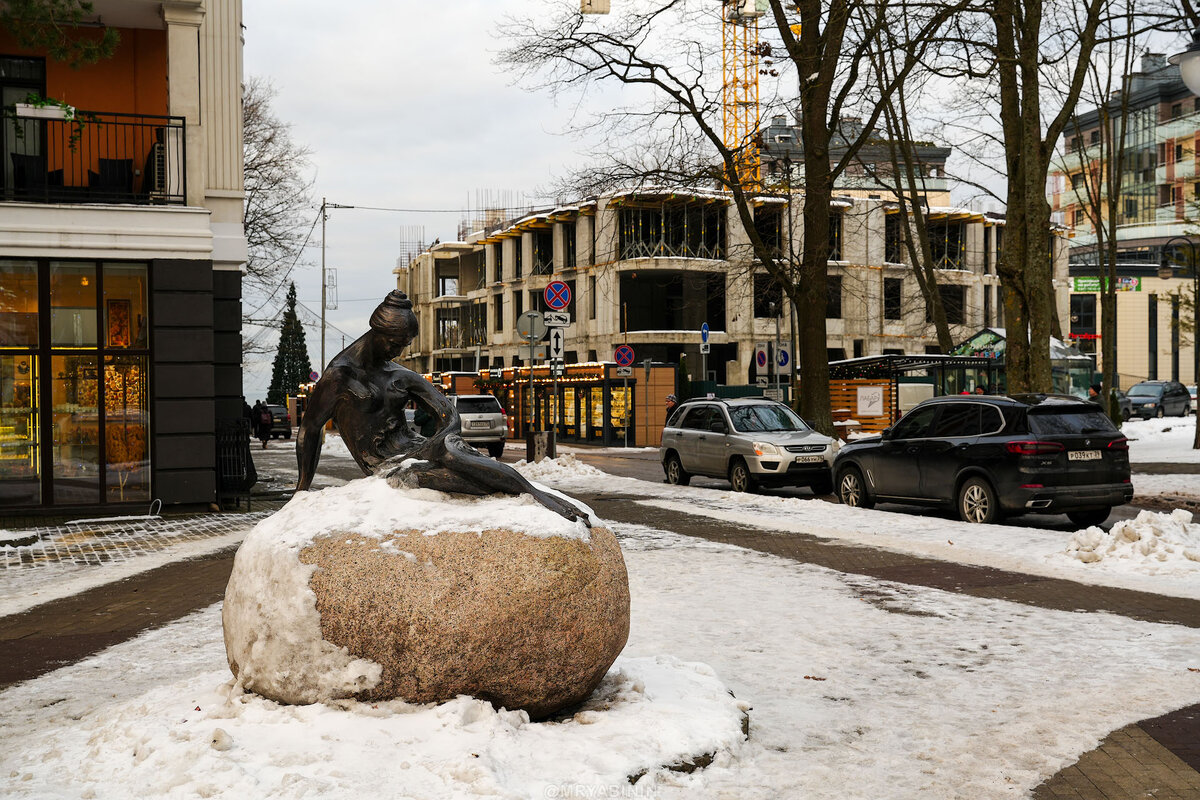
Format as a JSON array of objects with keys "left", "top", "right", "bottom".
[
  {"left": 155, "top": 470, "right": 217, "bottom": 505},
  {"left": 153, "top": 329, "right": 214, "bottom": 363},
  {"left": 157, "top": 435, "right": 217, "bottom": 470},
  {"left": 154, "top": 399, "right": 216, "bottom": 434}
]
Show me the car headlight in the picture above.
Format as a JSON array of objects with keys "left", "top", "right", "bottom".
[{"left": 752, "top": 441, "right": 780, "bottom": 456}]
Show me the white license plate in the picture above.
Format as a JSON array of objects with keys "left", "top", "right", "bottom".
[
  {"left": 1067, "top": 450, "right": 1101, "bottom": 461},
  {"left": 795, "top": 455, "right": 824, "bottom": 464},
  {"left": 469, "top": 420, "right": 490, "bottom": 429}
]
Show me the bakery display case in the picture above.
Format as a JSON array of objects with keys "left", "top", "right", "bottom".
[{"left": 0, "top": 354, "right": 40, "bottom": 505}]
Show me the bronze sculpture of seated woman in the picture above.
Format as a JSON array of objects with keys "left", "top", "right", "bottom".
[{"left": 295, "top": 290, "right": 588, "bottom": 525}]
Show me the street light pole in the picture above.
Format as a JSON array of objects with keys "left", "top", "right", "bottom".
[{"left": 1158, "top": 235, "right": 1199, "bottom": 449}]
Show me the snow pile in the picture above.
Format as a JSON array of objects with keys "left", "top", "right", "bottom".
[
  {"left": 513, "top": 453, "right": 606, "bottom": 481},
  {"left": 0, "top": 643, "right": 746, "bottom": 799},
  {"left": 1063, "top": 509, "right": 1200, "bottom": 566},
  {"left": 1122, "top": 416, "right": 1200, "bottom": 464},
  {"left": 282, "top": 474, "right": 591, "bottom": 542}
]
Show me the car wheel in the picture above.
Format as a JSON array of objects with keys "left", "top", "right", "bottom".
[
  {"left": 1156, "top": 406, "right": 1165, "bottom": 418},
  {"left": 1067, "top": 507, "right": 1111, "bottom": 527},
  {"left": 958, "top": 477, "right": 999, "bottom": 524},
  {"left": 810, "top": 474, "right": 833, "bottom": 496},
  {"left": 487, "top": 442, "right": 504, "bottom": 458},
  {"left": 1121, "top": 408, "right": 1131, "bottom": 422},
  {"left": 728, "top": 459, "right": 756, "bottom": 493},
  {"left": 664, "top": 452, "right": 691, "bottom": 486},
  {"left": 836, "top": 467, "right": 873, "bottom": 509},
  {"left": 285, "top": 430, "right": 292, "bottom": 439}
]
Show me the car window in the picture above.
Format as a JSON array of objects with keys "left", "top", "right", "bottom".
[
  {"left": 891, "top": 405, "right": 939, "bottom": 439},
  {"left": 455, "top": 397, "right": 502, "bottom": 414},
  {"left": 981, "top": 405, "right": 1005, "bottom": 434},
  {"left": 1027, "top": 409, "right": 1117, "bottom": 435},
  {"left": 1128, "top": 384, "right": 1162, "bottom": 397},
  {"left": 728, "top": 403, "right": 809, "bottom": 433},
  {"left": 679, "top": 406, "right": 713, "bottom": 430},
  {"left": 931, "top": 403, "right": 981, "bottom": 438}
]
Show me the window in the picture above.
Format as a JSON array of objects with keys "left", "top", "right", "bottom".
[
  {"left": 853, "top": 339, "right": 864, "bottom": 358},
  {"left": 1176, "top": 143, "right": 1184, "bottom": 162},
  {"left": 1124, "top": 198, "right": 1138, "bottom": 219},
  {"left": 753, "top": 205, "right": 784, "bottom": 257},
  {"left": 493, "top": 293, "right": 503, "bottom": 331},
  {"left": 927, "top": 284, "right": 966, "bottom": 325},
  {"left": 826, "top": 275, "right": 842, "bottom": 319},
  {"left": 588, "top": 275, "right": 596, "bottom": 320},
  {"left": 679, "top": 406, "right": 714, "bottom": 430},
  {"left": 514, "top": 290, "right": 523, "bottom": 318},
  {"left": 492, "top": 244, "right": 503, "bottom": 282},
  {"left": 983, "top": 226, "right": 992, "bottom": 274},
  {"left": 1071, "top": 172, "right": 1085, "bottom": 190},
  {"left": 828, "top": 212, "right": 843, "bottom": 261},
  {"left": 984, "top": 285, "right": 992, "bottom": 326},
  {"left": 885, "top": 213, "right": 903, "bottom": 264},
  {"left": 931, "top": 404, "right": 982, "bottom": 438},
  {"left": 1090, "top": 130, "right": 1100, "bottom": 145},
  {"left": 1073, "top": 208, "right": 1085, "bottom": 227},
  {"left": 533, "top": 230, "right": 553, "bottom": 275},
  {"left": 892, "top": 405, "right": 939, "bottom": 439},
  {"left": 884, "top": 277, "right": 903, "bottom": 320},
  {"left": 827, "top": 347, "right": 846, "bottom": 362},
  {"left": 754, "top": 274, "right": 783, "bottom": 318},
  {"left": 927, "top": 220, "right": 966, "bottom": 270},
  {"left": 1068, "top": 136, "right": 1083, "bottom": 152},
  {"left": 618, "top": 202, "right": 726, "bottom": 260},
  {"left": 562, "top": 222, "right": 577, "bottom": 269},
  {"left": 1172, "top": 103, "right": 1183, "bottom": 119},
  {"left": 512, "top": 237, "right": 522, "bottom": 278},
  {"left": 1070, "top": 293, "right": 1096, "bottom": 335}
]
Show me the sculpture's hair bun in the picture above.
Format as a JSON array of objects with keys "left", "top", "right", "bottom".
[{"left": 369, "top": 290, "right": 417, "bottom": 333}]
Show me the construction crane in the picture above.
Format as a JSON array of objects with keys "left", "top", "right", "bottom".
[{"left": 582, "top": 0, "right": 777, "bottom": 189}]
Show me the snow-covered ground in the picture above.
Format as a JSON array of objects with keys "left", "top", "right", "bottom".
[
  {"left": 1123, "top": 415, "right": 1200, "bottom": 464},
  {"left": 521, "top": 456, "right": 1200, "bottom": 600},
  {"left": 2, "top": 521, "right": 1199, "bottom": 798}
]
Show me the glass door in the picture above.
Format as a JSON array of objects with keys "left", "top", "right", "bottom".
[{"left": 0, "top": 354, "right": 40, "bottom": 505}]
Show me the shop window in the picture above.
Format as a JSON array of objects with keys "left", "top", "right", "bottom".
[
  {"left": 50, "top": 262, "right": 98, "bottom": 348},
  {"left": 52, "top": 354, "right": 100, "bottom": 504},
  {"left": 884, "top": 277, "right": 903, "bottom": 320},
  {"left": 104, "top": 355, "right": 149, "bottom": 502},
  {"left": 0, "top": 260, "right": 38, "bottom": 346},
  {"left": 0, "top": 354, "right": 40, "bottom": 505},
  {"left": 826, "top": 275, "right": 842, "bottom": 319},
  {"left": 102, "top": 263, "right": 148, "bottom": 349}
]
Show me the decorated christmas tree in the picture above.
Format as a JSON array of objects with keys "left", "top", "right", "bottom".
[{"left": 267, "top": 283, "right": 313, "bottom": 404}]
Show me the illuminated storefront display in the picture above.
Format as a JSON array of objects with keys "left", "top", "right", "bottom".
[{"left": 0, "top": 259, "right": 150, "bottom": 506}]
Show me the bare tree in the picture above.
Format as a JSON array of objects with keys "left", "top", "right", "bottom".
[
  {"left": 502, "top": 0, "right": 966, "bottom": 434},
  {"left": 243, "top": 77, "right": 315, "bottom": 303}
]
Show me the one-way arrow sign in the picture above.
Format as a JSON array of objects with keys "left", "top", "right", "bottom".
[{"left": 549, "top": 327, "right": 565, "bottom": 361}]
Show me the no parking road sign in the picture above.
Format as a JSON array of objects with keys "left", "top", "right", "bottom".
[
  {"left": 544, "top": 280, "right": 572, "bottom": 310},
  {"left": 614, "top": 344, "right": 636, "bottom": 367}
]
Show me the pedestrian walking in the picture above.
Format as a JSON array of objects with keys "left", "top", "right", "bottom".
[
  {"left": 665, "top": 393, "right": 678, "bottom": 418},
  {"left": 253, "top": 400, "right": 272, "bottom": 449}
]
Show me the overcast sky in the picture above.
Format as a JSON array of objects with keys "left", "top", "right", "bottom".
[{"left": 240, "top": 0, "right": 620, "bottom": 399}]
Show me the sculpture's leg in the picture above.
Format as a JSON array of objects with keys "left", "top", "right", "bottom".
[{"left": 382, "top": 461, "right": 492, "bottom": 495}]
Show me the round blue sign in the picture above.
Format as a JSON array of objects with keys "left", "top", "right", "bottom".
[
  {"left": 755, "top": 349, "right": 768, "bottom": 368},
  {"left": 614, "top": 344, "right": 636, "bottom": 366},
  {"left": 544, "top": 280, "right": 572, "bottom": 310},
  {"left": 777, "top": 350, "right": 790, "bottom": 368},
  {"left": 700, "top": 322, "right": 709, "bottom": 343}
]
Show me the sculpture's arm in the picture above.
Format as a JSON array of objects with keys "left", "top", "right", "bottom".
[
  {"left": 407, "top": 377, "right": 458, "bottom": 450},
  {"left": 296, "top": 377, "right": 341, "bottom": 491}
]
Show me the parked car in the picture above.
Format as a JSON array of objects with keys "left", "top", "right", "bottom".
[
  {"left": 266, "top": 404, "right": 292, "bottom": 439},
  {"left": 833, "top": 394, "right": 1132, "bottom": 526},
  {"left": 451, "top": 395, "right": 507, "bottom": 458},
  {"left": 1189, "top": 384, "right": 1197, "bottom": 413},
  {"left": 1126, "top": 380, "right": 1192, "bottom": 418},
  {"left": 660, "top": 397, "right": 836, "bottom": 493}
]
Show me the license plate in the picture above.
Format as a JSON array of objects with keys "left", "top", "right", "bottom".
[
  {"left": 795, "top": 455, "right": 824, "bottom": 464},
  {"left": 469, "top": 420, "right": 489, "bottom": 429},
  {"left": 1068, "top": 450, "right": 1101, "bottom": 461}
]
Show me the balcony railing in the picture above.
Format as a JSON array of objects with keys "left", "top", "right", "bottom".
[{"left": 2, "top": 109, "right": 186, "bottom": 205}]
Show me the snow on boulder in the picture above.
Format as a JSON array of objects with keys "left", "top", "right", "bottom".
[
  {"left": 223, "top": 476, "right": 630, "bottom": 719},
  {"left": 1064, "top": 509, "right": 1200, "bottom": 565}
]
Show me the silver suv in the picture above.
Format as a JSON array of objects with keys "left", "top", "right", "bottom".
[
  {"left": 452, "top": 395, "right": 507, "bottom": 457},
  {"left": 660, "top": 397, "right": 837, "bottom": 493}
]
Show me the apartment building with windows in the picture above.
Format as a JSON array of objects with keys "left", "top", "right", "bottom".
[
  {"left": 0, "top": 1, "right": 246, "bottom": 512},
  {"left": 394, "top": 189, "right": 1059, "bottom": 388},
  {"left": 1050, "top": 52, "right": 1198, "bottom": 386}
]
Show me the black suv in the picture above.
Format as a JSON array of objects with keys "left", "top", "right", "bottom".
[
  {"left": 833, "top": 394, "right": 1132, "bottom": 526},
  {"left": 1126, "top": 380, "right": 1192, "bottom": 418}
]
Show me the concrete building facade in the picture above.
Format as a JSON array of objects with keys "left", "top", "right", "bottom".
[{"left": 395, "top": 190, "right": 1068, "bottom": 389}]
